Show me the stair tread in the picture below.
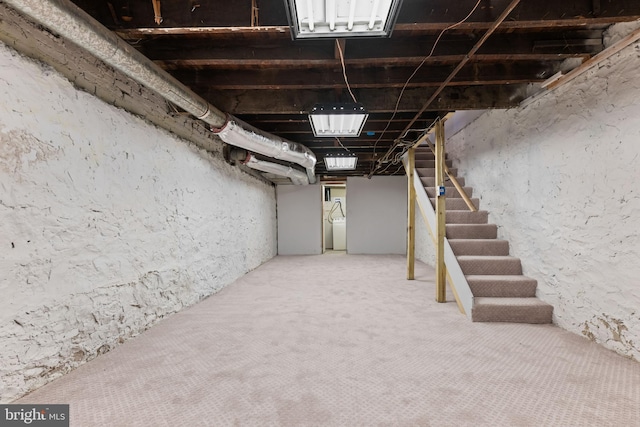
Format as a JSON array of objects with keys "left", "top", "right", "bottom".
[
  {"left": 458, "top": 255, "right": 518, "bottom": 260},
  {"left": 466, "top": 275, "right": 537, "bottom": 282},
  {"left": 431, "top": 198, "right": 479, "bottom": 211},
  {"left": 446, "top": 224, "right": 497, "bottom": 240},
  {"left": 475, "top": 297, "right": 552, "bottom": 307},
  {"left": 447, "top": 224, "right": 496, "bottom": 228},
  {"left": 472, "top": 297, "right": 553, "bottom": 323},
  {"left": 449, "top": 238, "right": 507, "bottom": 243}
]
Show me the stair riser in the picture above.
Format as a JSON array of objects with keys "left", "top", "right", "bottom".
[
  {"left": 420, "top": 177, "right": 466, "bottom": 187},
  {"left": 446, "top": 211, "right": 488, "bottom": 224},
  {"left": 426, "top": 186, "right": 474, "bottom": 198},
  {"left": 419, "top": 168, "right": 458, "bottom": 177},
  {"left": 449, "top": 240, "right": 509, "bottom": 255},
  {"left": 415, "top": 160, "right": 453, "bottom": 168},
  {"left": 431, "top": 198, "right": 479, "bottom": 210},
  {"left": 458, "top": 259, "right": 523, "bottom": 275},
  {"left": 414, "top": 153, "right": 444, "bottom": 161},
  {"left": 446, "top": 224, "right": 497, "bottom": 239},
  {"left": 468, "top": 281, "right": 537, "bottom": 298},
  {"left": 472, "top": 305, "right": 553, "bottom": 324}
]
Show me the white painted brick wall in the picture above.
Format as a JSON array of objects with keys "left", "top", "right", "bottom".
[
  {"left": 445, "top": 40, "right": 640, "bottom": 361},
  {"left": 0, "top": 43, "right": 277, "bottom": 402}
]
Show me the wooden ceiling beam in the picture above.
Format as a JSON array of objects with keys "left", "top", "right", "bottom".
[
  {"left": 204, "top": 84, "right": 531, "bottom": 114},
  {"left": 168, "top": 61, "right": 557, "bottom": 90},
  {"left": 137, "top": 31, "right": 601, "bottom": 61},
  {"left": 155, "top": 53, "right": 589, "bottom": 70},
  {"left": 111, "top": 17, "right": 640, "bottom": 41},
  {"left": 235, "top": 111, "right": 440, "bottom": 123},
  {"left": 257, "top": 121, "right": 412, "bottom": 134}
]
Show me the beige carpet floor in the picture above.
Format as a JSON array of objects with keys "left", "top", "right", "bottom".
[{"left": 17, "top": 254, "right": 640, "bottom": 426}]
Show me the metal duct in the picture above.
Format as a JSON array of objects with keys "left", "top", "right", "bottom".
[
  {"left": 244, "top": 155, "right": 309, "bottom": 186},
  {"left": 4, "top": 0, "right": 316, "bottom": 184},
  {"left": 214, "top": 117, "right": 316, "bottom": 184}
]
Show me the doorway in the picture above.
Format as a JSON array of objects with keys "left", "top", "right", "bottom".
[{"left": 322, "top": 182, "right": 347, "bottom": 253}]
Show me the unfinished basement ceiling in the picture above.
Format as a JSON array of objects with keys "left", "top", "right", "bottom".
[{"left": 69, "top": 0, "right": 640, "bottom": 179}]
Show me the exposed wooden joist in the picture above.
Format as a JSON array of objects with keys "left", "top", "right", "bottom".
[
  {"left": 168, "top": 64, "right": 553, "bottom": 90},
  {"left": 236, "top": 111, "right": 440, "bottom": 123},
  {"left": 392, "top": 18, "right": 633, "bottom": 33},
  {"left": 154, "top": 53, "right": 590, "bottom": 70},
  {"left": 401, "top": 0, "right": 522, "bottom": 134},
  {"left": 260, "top": 121, "right": 412, "bottom": 134},
  {"left": 139, "top": 32, "right": 601, "bottom": 62},
  {"left": 112, "top": 16, "right": 640, "bottom": 40},
  {"left": 204, "top": 84, "right": 531, "bottom": 114}
]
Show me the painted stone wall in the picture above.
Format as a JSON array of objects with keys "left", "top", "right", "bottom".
[
  {"left": 445, "top": 38, "right": 640, "bottom": 360},
  {"left": 0, "top": 43, "right": 277, "bottom": 402}
]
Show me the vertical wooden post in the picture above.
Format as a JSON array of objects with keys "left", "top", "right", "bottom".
[
  {"left": 407, "top": 147, "right": 416, "bottom": 280},
  {"left": 435, "top": 120, "right": 447, "bottom": 302},
  {"left": 251, "top": 0, "right": 259, "bottom": 27},
  {"left": 152, "top": 0, "right": 163, "bottom": 25}
]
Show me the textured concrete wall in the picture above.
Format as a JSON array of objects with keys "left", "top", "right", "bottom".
[
  {"left": 445, "top": 39, "right": 640, "bottom": 360},
  {"left": 346, "top": 176, "right": 407, "bottom": 254},
  {"left": 0, "top": 43, "right": 277, "bottom": 402}
]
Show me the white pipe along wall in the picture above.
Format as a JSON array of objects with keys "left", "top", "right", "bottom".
[
  {"left": 2, "top": 0, "right": 316, "bottom": 185},
  {"left": 0, "top": 41, "right": 277, "bottom": 402},
  {"left": 442, "top": 24, "right": 640, "bottom": 361}
]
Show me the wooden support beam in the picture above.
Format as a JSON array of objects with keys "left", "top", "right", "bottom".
[
  {"left": 407, "top": 147, "right": 416, "bottom": 280},
  {"left": 151, "top": 0, "right": 162, "bottom": 25},
  {"left": 204, "top": 84, "right": 529, "bottom": 114},
  {"left": 154, "top": 54, "right": 589, "bottom": 70},
  {"left": 435, "top": 119, "right": 447, "bottom": 303},
  {"left": 401, "top": 0, "right": 522, "bottom": 135},
  {"left": 251, "top": 0, "right": 259, "bottom": 27},
  {"left": 168, "top": 61, "right": 555, "bottom": 90},
  {"left": 546, "top": 27, "right": 640, "bottom": 91}
]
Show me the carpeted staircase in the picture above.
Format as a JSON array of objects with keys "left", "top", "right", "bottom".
[{"left": 415, "top": 147, "right": 553, "bottom": 324}]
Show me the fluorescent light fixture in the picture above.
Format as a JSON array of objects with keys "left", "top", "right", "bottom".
[
  {"left": 309, "top": 103, "right": 368, "bottom": 137},
  {"left": 284, "top": 0, "right": 403, "bottom": 39},
  {"left": 325, "top": 153, "right": 358, "bottom": 171}
]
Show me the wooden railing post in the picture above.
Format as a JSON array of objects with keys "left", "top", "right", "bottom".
[
  {"left": 407, "top": 147, "right": 416, "bottom": 280},
  {"left": 435, "top": 120, "right": 447, "bottom": 302}
]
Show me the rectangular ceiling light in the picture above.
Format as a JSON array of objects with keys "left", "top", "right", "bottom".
[
  {"left": 309, "top": 103, "right": 369, "bottom": 137},
  {"left": 284, "top": 0, "right": 403, "bottom": 39},
  {"left": 325, "top": 153, "right": 358, "bottom": 171}
]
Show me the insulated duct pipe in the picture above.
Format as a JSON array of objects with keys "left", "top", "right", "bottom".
[
  {"left": 245, "top": 155, "right": 309, "bottom": 186},
  {"left": 215, "top": 117, "right": 316, "bottom": 184},
  {"left": 230, "top": 148, "right": 308, "bottom": 185},
  {"left": 5, "top": 0, "right": 316, "bottom": 184}
]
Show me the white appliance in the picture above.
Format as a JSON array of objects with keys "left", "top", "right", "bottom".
[{"left": 332, "top": 217, "right": 346, "bottom": 250}]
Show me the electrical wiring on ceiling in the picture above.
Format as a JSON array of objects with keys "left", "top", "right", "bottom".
[
  {"left": 335, "top": 39, "right": 357, "bottom": 103},
  {"left": 369, "top": 0, "right": 484, "bottom": 175}
]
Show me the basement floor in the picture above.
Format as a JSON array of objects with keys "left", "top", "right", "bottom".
[{"left": 17, "top": 254, "right": 640, "bottom": 426}]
